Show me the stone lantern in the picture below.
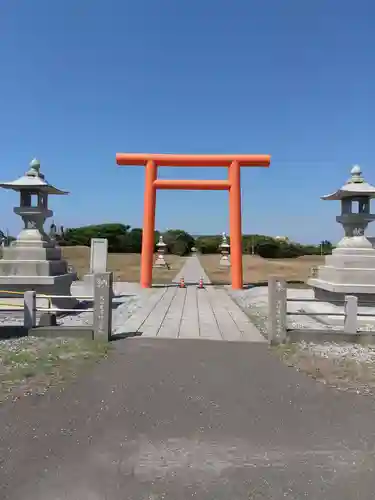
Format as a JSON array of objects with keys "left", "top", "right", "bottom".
[
  {"left": 0, "top": 159, "right": 77, "bottom": 309},
  {"left": 154, "top": 235, "right": 168, "bottom": 268},
  {"left": 219, "top": 232, "right": 231, "bottom": 267},
  {"left": 308, "top": 165, "right": 375, "bottom": 304}
]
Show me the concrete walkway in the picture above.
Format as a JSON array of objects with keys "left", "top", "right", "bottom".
[
  {"left": 114, "top": 256, "right": 265, "bottom": 342},
  {"left": 2, "top": 339, "right": 375, "bottom": 499},
  {"left": 172, "top": 253, "right": 211, "bottom": 284}
]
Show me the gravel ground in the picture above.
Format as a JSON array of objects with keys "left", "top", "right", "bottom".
[
  {"left": 228, "top": 285, "right": 375, "bottom": 395},
  {"left": 228, "top": 285, "right": 375, "bottom": 335},
  {"left": 274, "top": 341, "right": 375, "bottom": 396},
  {"left": 299, "top": 341, "right": 375, "bottom": 362}
]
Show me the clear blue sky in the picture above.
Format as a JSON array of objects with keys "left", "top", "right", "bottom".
[{"left": 1, "top": 0, "right": 374, "bottom": 244}]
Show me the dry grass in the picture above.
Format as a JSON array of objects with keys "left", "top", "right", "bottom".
[
  {"left": 0, "top": 337, "right": 110, "bottom": 403},
  {"left": 199, "top": 254, "right": 325, "bottom": 285},
  {"left": 61, "top": 246, "right": 185, "bottom": 283}
]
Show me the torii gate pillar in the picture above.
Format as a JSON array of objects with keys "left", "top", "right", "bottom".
[{"left": 116, "top": 153, "right": 271, "bottom": 289}]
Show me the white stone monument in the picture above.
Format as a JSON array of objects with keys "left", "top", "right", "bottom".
[
  {"left": 83, "top": 238, "right": 108, "bottom": 288},
  {"left": 219, "top": 232, "right": 231, "bottom": 267},
  {"left": 0, "top": 159, "right": 77, "bottom": 309},
  {"left": 308, "top": 165, "right": 375, "bottom": 304},
  {"left": 153, "top": 235, "right": 168, "bottom": 268},
  {"left": 90, "top": 238, "right": 108, "bottom": 274}
]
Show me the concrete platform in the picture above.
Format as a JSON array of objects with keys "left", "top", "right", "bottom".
[{"left": 113, "top": 256, "right": 266, "bottom": 342}]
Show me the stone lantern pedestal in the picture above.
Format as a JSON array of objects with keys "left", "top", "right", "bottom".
[
  {"left": 308, "top": 165, "right": 375, "bottom": 305},
  {"left": 219, "top": 232, "right": 231, "bottom": 267},
  {"left": 154, "top": 235, "right": 168, "bottom": 268},
  {"left": 0, "top": 159, "right": 77, "bottom": 309}
]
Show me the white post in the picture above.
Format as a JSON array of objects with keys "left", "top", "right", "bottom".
[
  {"left": 93, "top": 272, "right": 113, "bottom": 341},
  {"left": 344, "top": 295, "right": 358, "bottom": 334},
  {"left": 24, "top": 290, "right": 36, "bottom": 330},
  {"left": 268, "top": 276, "right": 287, "bottom": 344}
]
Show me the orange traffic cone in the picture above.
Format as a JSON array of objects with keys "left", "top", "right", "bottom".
[
  {"left": 179, "top": 277, "right": 185, "bottom": 288},
  {"left": 197, "top": 277, "right": 204, "bottom": 289}
]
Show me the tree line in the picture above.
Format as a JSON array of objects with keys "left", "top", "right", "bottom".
[{"left": 55, "top": 223, "right": 333, "bottom": 259}]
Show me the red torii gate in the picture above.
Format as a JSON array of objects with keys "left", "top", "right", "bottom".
[{"left": 116, "top": 153, "right": 271, "bottom": 289}]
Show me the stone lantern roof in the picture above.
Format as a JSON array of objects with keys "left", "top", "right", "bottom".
[
  {"left": 0, "top": 158, "right": 68, "bottom": 195},
  {"left": 321, "top": 165, "right": 375, "bottom": 200}
]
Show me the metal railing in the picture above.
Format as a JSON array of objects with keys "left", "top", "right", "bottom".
[
  {"left": 267, "top": 276, "right": 375, "bottom": 344},
  {"left": 0, "top": 289, "right": 53, "bottom": 310},
  {"left": 35, "top": 295, "right": 93, "bottom": 313}
]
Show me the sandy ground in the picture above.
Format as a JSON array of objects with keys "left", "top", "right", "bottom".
[
  {"left": 62, "top": 246, "right": 186, "bottom": 283},
  {"left": 199, "top": 253, "right": 324, "bottom": 284}
]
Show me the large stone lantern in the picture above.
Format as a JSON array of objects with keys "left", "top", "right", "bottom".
[
  {"left": 154, "top": 235, "right": 168, "bottom": 268},
  {"left": 219, "top": 232, "right": 231, "bottom": 267},
  {"left": 0, "top": 159, "right": 77, "bottom": 308},
  {"left": 308, "top": 165, "right": 375, "bottom": 304}
]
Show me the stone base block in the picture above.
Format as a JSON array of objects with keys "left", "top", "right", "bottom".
[
  {"left": 316, "top": 265, "right": 375, "bottom": 285},
  {"left": 219, "top": 257, "right": 231, "bottom": 267},
  {"left": 83, "top": 273, "right": 94, "bottom": 286},
  {"left": 0, "top": 259, "right": 68, "bottom": 276},
  {"left": 2, "top": 245, "right": 63, "bottom": 261},
  {"left": 324, "top": 253, "right": 375, "bottom": 269},
  {"left": 0, "top": 273, "right": 78, "bottom": 310},
  {"left": 153, "top": 258, "right": 168, "bottom": 268},
  {"left": 308, "top": 278, "right": 375, "bottom": 305}
]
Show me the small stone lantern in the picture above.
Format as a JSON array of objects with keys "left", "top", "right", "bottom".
[
  {"left": 308, "top": 165, "right": 375, "bottom": 304},
  {"left": 154, "top": 235, "right": 168, "bottom": 268},
  {"left": 219, "top": 232, "right": 231, "bottom": 267},
  {"left": 0, "top": 159, "right": 77, "bottom": 309}
]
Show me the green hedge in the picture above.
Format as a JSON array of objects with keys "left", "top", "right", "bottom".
[{"left": 56, "top": 224, "right": 332, "bottom": 257}]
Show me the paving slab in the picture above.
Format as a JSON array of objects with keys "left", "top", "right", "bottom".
[
  {"left": 112, "top": 286, "right": 166, "bottom": 335},
  {"left": 212, "top": 287, "right": 266, "bottom": 342},
  {"left": 178, "top": 286, "right": 199, "bottom": 338},
  {"left": 140, "top": 287, "right": 178, "bottom": 337},
  {"left": 114, "top": 256, "right": 265, "bottom": 342},
  {"left": 173, "top": 254, "right": 211, "bottom": 284},
  {"left": 197, "top": 287, "right": 223, "bottom": 340},
  {"left": 206, "top": 287, "right": 243, "bottom": 341},
  {"left": 156, "top": 287, "right": 186, "bottom": 338}
]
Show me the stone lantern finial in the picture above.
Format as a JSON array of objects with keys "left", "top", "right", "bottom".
[
  {"left": 349, "top": 164, "right": 364, "bottom": 184},
  {"left": 27, "top": 158, "right": 45, "bottom": 180},
  {"left": 28, "top": 158, "right": 40, "bottom": 173}
]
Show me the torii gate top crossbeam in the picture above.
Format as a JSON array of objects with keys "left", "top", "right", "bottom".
[{"left": 116, "top": 153, "right": 271, "bottom": 168}]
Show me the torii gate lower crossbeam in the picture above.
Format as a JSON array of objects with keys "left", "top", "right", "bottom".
[{"left": 116, "top": 153, "right": 271, "bottom": 289}]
